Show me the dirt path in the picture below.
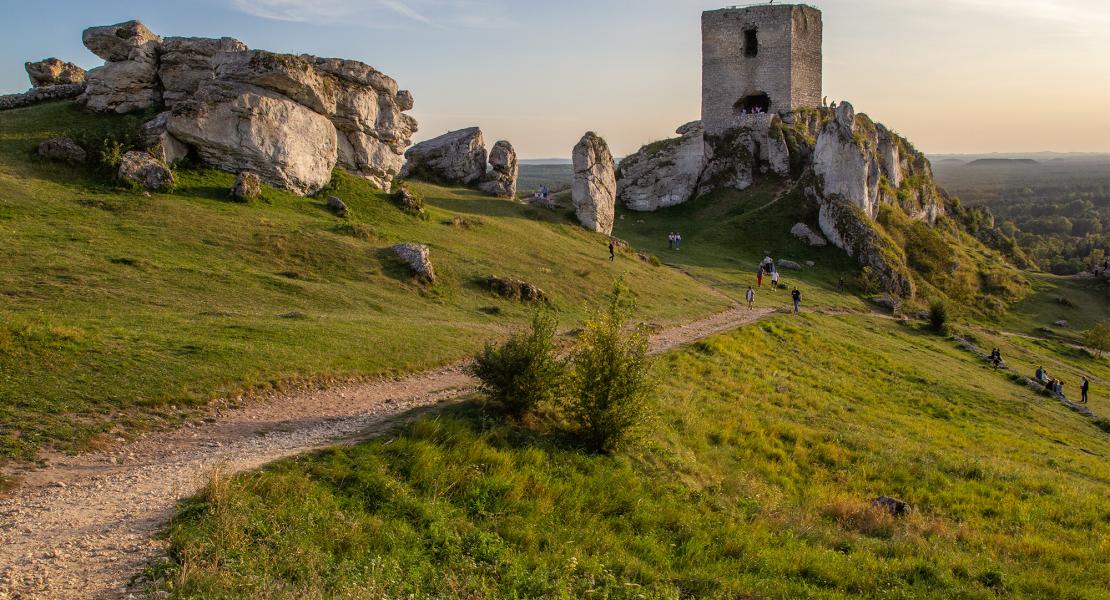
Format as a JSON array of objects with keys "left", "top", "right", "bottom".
[{"left": 0, "top": 305, "right": 773, "bottom": 600}]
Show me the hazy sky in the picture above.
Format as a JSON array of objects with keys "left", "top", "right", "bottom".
[{"left": 1, "top": 0, "right": 1108, "bottom": 157}]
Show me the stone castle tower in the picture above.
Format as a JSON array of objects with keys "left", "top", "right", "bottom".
[{"left": 702, "top": 4, "right": 822, "bottom": 136}]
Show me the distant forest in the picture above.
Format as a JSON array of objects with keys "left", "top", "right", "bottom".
[{"left": 933, "top": 157, "right": 1110, "bottom": 274}]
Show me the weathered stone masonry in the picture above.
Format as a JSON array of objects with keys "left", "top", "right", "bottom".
[{"left": 701, "top": 4, "right": 822, "bottom": 136}]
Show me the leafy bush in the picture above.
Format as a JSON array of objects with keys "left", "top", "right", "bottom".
[
  {"left": 564, "top": 280, "right": 654, "bottom": 452},
  {"left": 928, "top": 300, "right": 949, "bottom": 333},
  {"left": 470, "top": 310, "right": 563, "bottom": 418},
  {"left": 1086, "top": 321, "right": 1110, "bottom": 358}
]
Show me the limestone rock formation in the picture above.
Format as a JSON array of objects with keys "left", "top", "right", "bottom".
[
  {"left": 118, "top": 151, "right": 173, "bottom": 191},
  {"left": 478, "top": 140, "right": 518, "bottom": 198},
  {"left": 0, "top": 84, "right": 85, "bottom": 111},
  {"left": 141, "top": 112, "right": 190, "bottom": 164},
  {"left": 81, "top": 20, "right": 161, "bottom": 63},
  {"left": 159, "top": 36, "right": 248, "bottom": 106},
  {"left": 25, "top": 59, "right": 85, "bottom": 87},
  {"left": 777, "top": 259, "right": 802, "bottom": 270},
  {"left": 231, "top": 171, "right": 261, "bottom": 201},
  {"left": 400, "top": 127, "right": 487, "bottom": 185},
  {"left": 37, "top": 137, "right": 86, "bottom": 163},
  {"left": 790, "top": 222, "right": 827, "bottom": 246},
  {"left": 571, "top": 132, "right": 616, "bottom": 235},
  {"left": 79, "top": 20, "right": 162, "bottom": 113},
  {"left": 46, "top": 20, "right": 415, "bottom": 194},
  {"left": 617, "top": 121, "right": 706, "bottom": 211},
  {"left": 391, "top": 243, "right": 435, "bottom": 283},
  {"left": 168, "top": 82, "right": 338, "bottom": 196}
]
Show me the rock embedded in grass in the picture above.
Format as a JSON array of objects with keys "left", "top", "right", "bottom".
[
  {"left": 777, "top": 259, "right": 802, "bottom": 270},
  {"left": 391, "top": 243, "right": 435, "bottom": 283},
  {"left": 231, "top": 171, "right": 261, "bottom": 201},
  {"left": 117, "top": 151, "right": 174, "bottom": 191},
  {"left": 790, "top": 222, "right": 828, "bottom": 246},
  {"left": 483, "top": 275, "right": 549, "bottom": 303},
  {"left": 37, "top": 137, "right": 87, "bottom": 164},
  {"left": 326, "top": 195, "right": 349, "bottom": 217}
]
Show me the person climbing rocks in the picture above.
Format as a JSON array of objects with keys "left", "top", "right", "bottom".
[
  {"left": 1081, "top": 376, "right": 1090, "bottom": 404},
  {"left": 746, "top": 285, "right": 755, "bottom": 310},
  {"left": 608, "top": 240, "right": 615, "bottom": 262},
  {"left": 791, "top": 287, "right": 801, "bottom": 314}
]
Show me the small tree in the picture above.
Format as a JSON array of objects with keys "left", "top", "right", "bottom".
[
  {"left": 1087, "top": 321, "right": 1110, "bottom": 358},
  {"left": 471, "top": 309, "right": 563, "bottom": 418},
  {"left": 928, "top": 299, "right": 949, "bottom": 333},
  {"left": 565, "top": 280, "right": 654, "bottom": 453}
]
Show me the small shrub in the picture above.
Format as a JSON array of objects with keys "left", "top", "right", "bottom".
[
  {"left": 470, "top": 309, "right": 563, "bottom": 419},
  {"left": 393, "top": 184, "right": 426, "bottom": 218},
  {"left": 648, "top": 255, "right": 662, "bottom": 267},
  {"left": 564, "top": 280, "right": 654, "bottom": 452},
  {"left": 1085, "top": 321, "right": 1109, "bottom": 358},
  {"left": 928, "top": 300, "right": 949, "bottom": 333}
]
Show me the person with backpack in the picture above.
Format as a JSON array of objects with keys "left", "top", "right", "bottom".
[
  {"left": 746, "top": 286, "right": 755, "bottom": 310},
  {"left": 791, "top": 287, "right": 801, "bottom": 314}
]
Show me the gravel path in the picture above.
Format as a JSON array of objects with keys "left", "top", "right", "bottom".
[{"left": 0, "top": 305, "right": 771, "bottom": 599}]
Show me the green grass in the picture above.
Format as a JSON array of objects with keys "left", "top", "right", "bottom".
[
  {"left": 613, "top": 180, "right": 870, "bottom": 312},
  {"left": 0, "top": 101, "right": 727, "bottom": 461},
  {"left": 158, "top": 313, "right": 1110, "bottom": 598},
  {"left": 991, "top": 272, "right": 1109, "bottom": 343}
]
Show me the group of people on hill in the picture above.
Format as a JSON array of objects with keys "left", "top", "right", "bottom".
[
  {"left": 746, "top": 256, "right": 801, "bottom": 313},
  {"left": 989, "top": 348, "right": 1004, "bottom": 368},
  {"left": 667, "top": 232, "right": 683, "bottom": 250},
  {"left": 1035, "top": 366, "right": 1091, "bottom": 403}
]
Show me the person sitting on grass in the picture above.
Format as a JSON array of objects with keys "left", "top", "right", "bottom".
[{"left": 1035, "top": 366, "right": 1045, "bottom": 382}]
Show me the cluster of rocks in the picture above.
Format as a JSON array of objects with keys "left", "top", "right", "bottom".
[
  {"left": 12, "top": 20, "right": 418, "bottom": 196},
  {"left": 482, "top": 276, "right": 549, "bottom": 303},
  {"left": 615, "top": 101, "right": 946, "bottom": 298},
  {"left": 400, "top": 127, "right": 518, "bottom": 198}
]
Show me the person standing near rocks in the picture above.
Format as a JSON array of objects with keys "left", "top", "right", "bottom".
[
  {"left": 791, "top": 287, "right": 801, "bottom": 314},
  {"left": 1081, "top": 376, "right": 1089, "bottom": 403},
  {"left": 746, "top": 286, "right": 755, "bottom": 310}
]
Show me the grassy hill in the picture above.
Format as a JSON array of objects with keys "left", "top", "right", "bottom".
[
  {"left": 0, "top": 101, "right": 728, "bottom": 463},
  {"left": 158, "top": 312, "right": 1110, "bottom": 598}
]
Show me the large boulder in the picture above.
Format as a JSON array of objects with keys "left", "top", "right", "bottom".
[
  {"left": 81, "top": 60, "right": 160, "bottom": 113},
  {"left": 37, "top": 137, "right": 86, "bottom": 163},
  {"left": 167, "top": 81, "right": 338, "bottom": 195},
  {"left": 25, "top": 58, "right": 85, "bottom": 87},
  {"left": 81, "top": 20, "right": 161, "bottom": 63},
  {"left": 391, "top": 243, "right": 435, "bottom": 283},
  {"left": 618, "top": 121, "right": 706, "bottom": 211},
  {"left": 118, "top": 151, "right": 174, "bottom": 191},
  {"left": 159, "top": 36, "right": 248, "bottom": 107},
  {"left": 231, "top": 171, "right": 261, "bottom": 201},
  {"left": 571, "top": 132, "right": 617, "bottom": 234},
  {"left": 478, "top": 140, "right": 518, "bottom": 198},
  {"left": 400, "top": 127, "right": 487, "bottom": 185},
  {"left": 212, "top": 50, "right": 337, "bottom": 115}
]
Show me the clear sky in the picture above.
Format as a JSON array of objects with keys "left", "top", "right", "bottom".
[{"left": 1, "top": 0, "right": 1108, "bottom": 158}]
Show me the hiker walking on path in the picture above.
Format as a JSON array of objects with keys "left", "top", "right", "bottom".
[
  {"left": 791, "top": 287, "right": 801, "bottom": 314},
  {"left": 746, "top": 286, "right": 755, "bottom": 310},
  {"left": 1081, "top": 376, "right": 1090, "bottom": 403},
  {"left": 608, "top": 240, "right": 615, "bottom": 262}
]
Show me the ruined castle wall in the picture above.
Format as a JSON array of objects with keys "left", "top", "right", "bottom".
[
  {"left": 702, "top": 4, "right": 822, "bottom": 136},
  {"left": 790, "top": 6, "right": 823, "bottom": 111}
]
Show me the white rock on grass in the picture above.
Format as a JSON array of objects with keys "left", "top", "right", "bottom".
[
  {"left": 118, "top": 151, "right": 174, "bottom": 191},
  {"left": 391, "top": 243, "right": 435, "bottom": 283}
]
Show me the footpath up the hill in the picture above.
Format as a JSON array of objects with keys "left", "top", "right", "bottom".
[{"left": 0, "top": 305, "right": 773, "bottom": 600}]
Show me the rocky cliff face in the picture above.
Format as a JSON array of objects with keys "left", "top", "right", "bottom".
[
  {"left": 616, "top": 101, "right": 947, "bottom": 298},
  {"left": 26, "top": 20, "right": 418, "bottom": 196}
]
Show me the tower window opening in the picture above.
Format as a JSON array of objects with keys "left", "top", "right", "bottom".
[
  {"left": 734, "top": 93, "right": 771, "bottom": 115},
  {"left": 743, "top": 29, "right": 758, "bottom": 57}
]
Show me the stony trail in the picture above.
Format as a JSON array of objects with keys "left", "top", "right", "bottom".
[{"left": 0, "top": 305, "right": 773, "bottom": 600}]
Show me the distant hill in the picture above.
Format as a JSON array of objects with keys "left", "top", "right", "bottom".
[{"left": 966, "top": 158, "right": 1040, "bottom": 167}]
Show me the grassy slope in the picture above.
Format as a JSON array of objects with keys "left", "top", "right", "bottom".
[
  {"left": 160, "top": 313, "right": 1110, "bottom": 599},
  {"left": 0, "top": 101, "right": 727, "bottom": 461}
]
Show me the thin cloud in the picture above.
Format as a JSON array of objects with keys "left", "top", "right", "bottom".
[
  {"left": 228, "top": 0, "right": 500, "bottom": 27},
  {"left": 380, "top": 0, "right": 432, "bottom": 23}
]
